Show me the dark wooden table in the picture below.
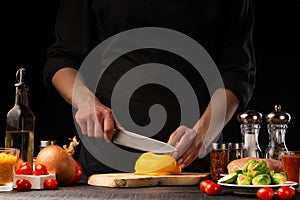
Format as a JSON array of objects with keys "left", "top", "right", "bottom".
[{"left": 1, "top": 183, "right": 300, "bottom": 200}]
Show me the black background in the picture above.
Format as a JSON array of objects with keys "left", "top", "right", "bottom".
[{"left": 1, "top": 0, "right": 299, "bottom": 156}]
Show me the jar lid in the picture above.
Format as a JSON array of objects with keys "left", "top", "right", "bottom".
[
  {"left": 39, "top": 140, "right": 57, "bottom": 147},
  {"left": 265, "top": 105, "right": 291, "bottom": 124},
  {"left": 237, "top": 110, "right": 263, "bottom": 124},
  {"left": 211, "top": 143, "right": 230, "bottom": 150},
  {"left": 230, "top": 143, "right": 244, "bottom": 150}
]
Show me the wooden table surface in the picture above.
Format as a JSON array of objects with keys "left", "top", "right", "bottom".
[{"left": 1, "top": 183, "right": 300, "bottom": 200}]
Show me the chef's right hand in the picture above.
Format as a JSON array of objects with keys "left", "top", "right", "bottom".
[{"left": 74, "top": 99, "right": 122, "bottom": 141}]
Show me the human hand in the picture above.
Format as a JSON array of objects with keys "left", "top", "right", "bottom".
[
  {"left": 74, "top": 99, "right": 122, "bottom": 141},
  {"left": 167, "top": 125, "right": 204, "bottom": 169}
]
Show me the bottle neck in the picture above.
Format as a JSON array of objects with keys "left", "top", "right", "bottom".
[{"left": 15, "top": 86, "right": 29, "bottom": 106}]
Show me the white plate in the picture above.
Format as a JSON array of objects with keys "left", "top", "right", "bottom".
[{"left": 219, "top": 181, "right": 298, "bottom": 195}]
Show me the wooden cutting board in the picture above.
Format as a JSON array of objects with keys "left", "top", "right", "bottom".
[{"left": 88, "top": 172, "right": 210, "bottom": 187}]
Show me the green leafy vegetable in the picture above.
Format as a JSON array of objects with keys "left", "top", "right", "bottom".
[
  {"left": 237, "top": 174, "right": 252, "bottom": 185},
  {"left": 218, "top": 159, "right": 287, "bottom": 186},
  {"left": 252, "top": 174, "right": 272, "bottom": 185}
]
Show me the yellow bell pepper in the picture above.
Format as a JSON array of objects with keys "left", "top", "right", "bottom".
[{"left": 134, "top": 152, "right": 181, "bottom": 175}]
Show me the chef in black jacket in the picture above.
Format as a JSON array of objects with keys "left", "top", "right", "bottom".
[{"left": 43, "top": 0, "right": 256, "bottom": 178}]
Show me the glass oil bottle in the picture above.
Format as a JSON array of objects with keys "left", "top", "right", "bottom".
[{"left": 5, "top": 68, "right": 35, "bottom": 167}]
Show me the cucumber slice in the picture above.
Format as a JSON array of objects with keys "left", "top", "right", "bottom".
[{"left": 217, "top": 172, "right": 238, "bottom": 184}]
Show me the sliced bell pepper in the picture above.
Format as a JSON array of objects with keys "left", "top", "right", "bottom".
[{"left": 134, "top": 152, "right": 181, "bottom": 175}]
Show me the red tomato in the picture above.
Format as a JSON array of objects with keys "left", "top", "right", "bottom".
[
  {"left": 200, "top": 180, "right": 213, "bottom": 192},
  {"left": 205, "top": 182, "right": 222, "bottom": 195},
  {"left": 276, "top": 186, "right": 296, "bottom": 200},
  {"left": 16, "top": 179, "right": 32, "bottom": 191},
  {"left": 34, "top": 164, "right": 49, "bottom": 176},
  {"left": 257, "top": 187, "right": 274, "bottom": 200},
  {"left": 67, "top": 161, "right": 83, "bottom": 184},
  {"left": 44, "top": 179, "right": 58, "bottom": 189},
  {"left": 16, "top": 162, "right": 33, "bottom": 175}
]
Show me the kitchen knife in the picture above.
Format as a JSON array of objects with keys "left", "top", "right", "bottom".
[{"left": 112, "top": 129, "right": 177, "bottom": 154}]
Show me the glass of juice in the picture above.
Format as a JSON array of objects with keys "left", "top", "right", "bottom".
[
  {"left": 0, "top": 148, "right": 20, "bottom": 191},
  {"left": 281, "top": 150, "right": 300, "bottom": 191}
]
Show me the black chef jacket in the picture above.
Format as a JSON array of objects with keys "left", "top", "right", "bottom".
[{"left": 43, "top": 0, "right": 256, "bottom": 177}]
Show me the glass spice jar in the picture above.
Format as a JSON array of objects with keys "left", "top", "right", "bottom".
[
  {"left": 229, "top": 143, "right": 245, "bottom": 162},
  {"left": 39, "top": 140, "right": 57, "bottom": 151},
  {"left": 210, "top": 143, "right": 230, "bottom": 182},
  {"left": 33, "top": 140, "right": 57, "bottom": 169}
]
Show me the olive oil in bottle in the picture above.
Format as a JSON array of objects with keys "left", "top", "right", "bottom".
[{"left": 5, "top": 68, "right": 35, "bottom": 167}]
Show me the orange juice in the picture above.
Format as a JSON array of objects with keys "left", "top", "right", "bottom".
[{"left": 0, "top": 152, "right": 18, "bottom": 185}]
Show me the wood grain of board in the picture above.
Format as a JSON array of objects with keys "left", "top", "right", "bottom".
[{"left": 88, "top": 172, "right": 210, "bottom": 188}]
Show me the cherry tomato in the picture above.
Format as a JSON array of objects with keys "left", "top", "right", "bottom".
[
  {"left": 67, "top": 161, "right": 83, "bottom": 184},
  {"left": 200, "top": 179, "right": 213, "bottom": 192},
  {"left": 257, "top": 187, "right": 274, "bottom": 200},
  {"left": 44, "top": 178, "right": 58, "bottom": 189},
  {"left": 205, "top": 182, "right": 222, "bottom": 195},
  {"left": 276, "top": 186, "right": 296, "bottom": 199},
  {"left": 16, "top": 162, "right": 33, "bottom": 175},
  {"left": 34, "top": 164, "right": 49, "bottom": 176},
  {"left": 16, "top": 179, "right": 32, "bottom": 191}
]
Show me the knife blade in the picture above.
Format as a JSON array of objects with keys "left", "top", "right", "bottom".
[{"left": 112, "top": 129, "right": 177, "bottom": 154}]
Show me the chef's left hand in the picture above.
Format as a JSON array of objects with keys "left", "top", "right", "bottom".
[{"left": 167, "top": 125, "right": 204, "bottom": 169}]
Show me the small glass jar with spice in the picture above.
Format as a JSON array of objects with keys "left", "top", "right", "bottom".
[
  {"left": 33, "top": 140, "right": 57, "bottom": 169},
  {"left": 210, "top": 143, "right": 230, "bottom": 182},
  {"left": 229, "top": 143, "right": 246, "bottom": 162},
  {"left": 39, "top": 140, "right": 57, "bottom": 151}
]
